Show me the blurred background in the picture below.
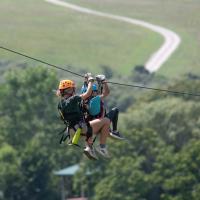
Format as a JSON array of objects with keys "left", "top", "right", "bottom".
[{"left": 0, "top": 0, "right": 200, "bottom": 200}]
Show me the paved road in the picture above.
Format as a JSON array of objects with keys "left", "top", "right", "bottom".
[{"left": 45, "top": 0, "right": 181, "bottom": 73}]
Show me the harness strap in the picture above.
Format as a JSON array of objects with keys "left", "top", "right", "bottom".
[
  {"left": 59, "top": 125, "right": 70, "bottom": 144},
  {"left": 58, "top": 108, "right": 71, "bottom": 144}
]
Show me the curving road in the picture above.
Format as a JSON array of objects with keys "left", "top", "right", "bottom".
[{"left": 45, "top": 0, "right": 181, "bottom": 73}]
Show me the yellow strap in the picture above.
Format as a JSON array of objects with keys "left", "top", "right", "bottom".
[{"left": 72, "top": 128, "right": 82, "bottom": 145}]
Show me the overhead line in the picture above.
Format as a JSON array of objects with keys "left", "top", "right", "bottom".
[
  {"left": 107, "top": 81, "right": 200, "bottom": 97},
  {"left": 1, "top": 46, "right": 200, "bottom": 97},
  {"left": 0, "top": 46, "right": 84, "bottom": 78}
]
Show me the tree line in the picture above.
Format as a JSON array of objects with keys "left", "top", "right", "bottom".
[{"left": 0, "top": 66, "right": 200, "bottom": 200}]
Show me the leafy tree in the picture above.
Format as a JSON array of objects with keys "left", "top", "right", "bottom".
[
  {"left": 0, "top": 66, "right": 82, "bottom": 199},
  {"left": 153, "top": 139, "right": 200, "bottom": 200},
  {"left": 1, "top": 67, "right": 58, "bottom": 148},
  {"left": 120, "top": 98, "right": 200, "bottom": 150},
  {"left": 0, "top": 143, "right": 23, "bottom": 200},
  {"left": 94, "top": 156, "right": 149, "bottom": 200},
  {"left": 82, "top": 85, "right": 200, "bottom": 200},
  {"left": 2, "top": 66, "right": 200, "bottom": 200},
  {"left": 18, "top": 135, "right": 59, "bottom": 200},
  {"left": 143, "top": 77, "right": 200, "bottom": 103},
  {"left": 100, "top": 65, "right": 113, "bottom": 79},
  {"left": 106, "top": 85, "right": 135, "bottom": 112},
  {"left": 76, "top": 128, "right": 167, "bottom": 200}
]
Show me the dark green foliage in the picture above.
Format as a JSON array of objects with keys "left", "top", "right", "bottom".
[
  {"left": 1, "top": 67, "right": 58, "bottom": 148},
  {"left": 0, "top": 143, "right": 23, "bottom": 200},
  {"left": 130, "top": 65, "right": 154, "bottom": 85},
  {"left": 1, "top": 66, "right": 200, "bottom": 200},
  {"left": 0, "top": 66, "right": 81, "bottom": 200},
  {"left": 18, "top": 136, "right": 58, "bottom": 200},
  {"left": 121, "top": 98, "right": 200, "bottom": 150},
  {"left": 77, "top": 82, "right": 200, "bottom": 200},
  {"left": 100, "top": 65, "right": 113, "bottom": 79},
  {"left": 106, "top": 85, "right": 135, "bottom": 112}
]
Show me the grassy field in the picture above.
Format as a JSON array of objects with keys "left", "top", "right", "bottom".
[
  {"left": 65, "top": 0, "right": 200, "bottom": 78},
  {"left": 0, "top": 0, "right": 162, "bottom": 79},
  {"left": 0, "top": 0, "right": 199, "bottom": 80}
]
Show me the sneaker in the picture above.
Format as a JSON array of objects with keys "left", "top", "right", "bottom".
[
  {"left": 109, "top": 130, "right": 124, "bottom": 140},
  {"left": 84, "top": 146, "right": 98, "bottom": 160},
  {"left": 95, "top": 145, "right": 110, "bottom": 158}
]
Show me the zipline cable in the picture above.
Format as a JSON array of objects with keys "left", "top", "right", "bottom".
[
  {"left": 107, "top": 81, "right": 200, "bottom": 97},
  {"left": 1, "top": 46, "right": 200, "bottom": 97},
  {"left": 0, "top": 46, "right": 84, "bottom": 78}
]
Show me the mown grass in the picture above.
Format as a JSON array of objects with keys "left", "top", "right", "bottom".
[
  {"left": 0, "top": 0, "right": 162, "bottom": 78},
  {"left": 65, "top": 0, "right": 200, "bottom": 78},
  {"left": 1, "top": 0, "right": 199, "bottom": 79}
]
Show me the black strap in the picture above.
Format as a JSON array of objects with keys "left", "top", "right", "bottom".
[
  {"left": 59, "top": 126, "right": 70, "bottom": 144},
  {"left": 58, "top": 107, "right": 71, "bottom": 144},
  {"left": 85, "top": 122, "right": 93, "bottom": 141}
]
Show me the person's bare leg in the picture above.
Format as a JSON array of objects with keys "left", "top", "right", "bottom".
[
  {"left": 89, "top": 118, "right": 108, "bottom": 134},
  {"left": 89, "top": 118, "right": 110, "bottom": 144},
  {"left": 99, "top": 120, "right": 110, "bottom": 144},
  {"left": 90, "top": 118, "right": 111, "bottom": 158}
]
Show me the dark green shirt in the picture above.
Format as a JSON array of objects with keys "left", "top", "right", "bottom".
[{"left": 58, "top": 95, "right": 83, "bottom": 126}]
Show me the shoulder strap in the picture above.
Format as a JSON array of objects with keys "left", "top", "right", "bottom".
[{"left": 58, "top": 100, "right": 68, "bottom": 124}]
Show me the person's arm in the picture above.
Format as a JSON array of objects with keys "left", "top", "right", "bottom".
[
  {"left": 100, "top": 81, "right": 110, "bottom": 100},
  {"left": 80, "top": 76, "right": 94, "bottom": 100},
  {"left": 96, "top": 75, "right": 110, "bottom": 100}
]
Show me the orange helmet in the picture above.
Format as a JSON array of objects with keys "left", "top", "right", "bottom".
[{"left": 58, "top": 80, "right": 75, "bottom": 90}]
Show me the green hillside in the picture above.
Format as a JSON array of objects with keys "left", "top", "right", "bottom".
[
  {"left": 65, "top": 0, "right": 200, "bottom": 78},
  {"left": 1, "top": 0, "right": 199, "bottom": 79},
  {"left": 0, "top": 0, "right": 162, "bottom": 77}
]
